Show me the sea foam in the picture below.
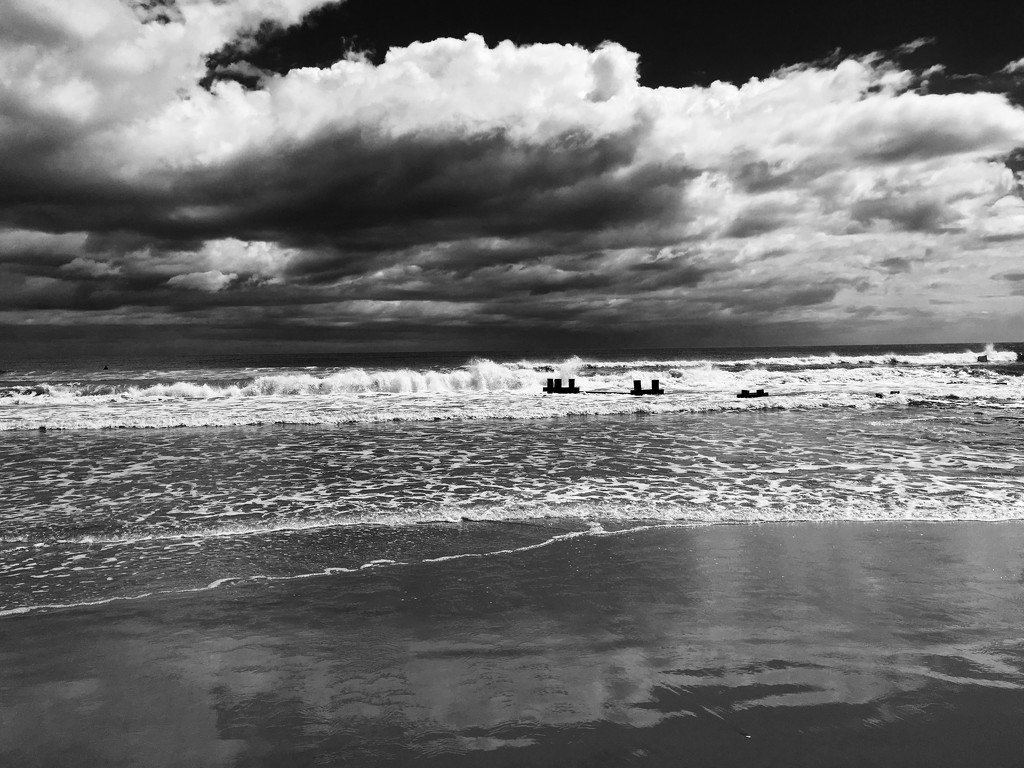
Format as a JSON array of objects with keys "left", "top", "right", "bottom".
[{"left": 2, "top": 349, "right": 1021, "bottom": 430}]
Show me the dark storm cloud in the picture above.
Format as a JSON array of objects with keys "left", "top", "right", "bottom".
[
  {"left": 0, "top": 114, "right": 702, "bottom": 318},
  {"left": 128, "top": 0, "right": 184, "bottom": 25},
  {"left": 359, "top": 253, "right": 709, "bottom": 302},
  {"left": 850, "top": 197, "right": 948, "bottom": 232},
  {"left": 1003, "top": 147, "right": 1024, "bottom": 183},
  {"left": 0, "top": 122, "right": 691, "bottom": 250},
  {"left": 722, "top": 206, "right": 790, "bottom": 239},
  {"left": 878, "top": 256, "right": 914, "bottom": 274},
  {"left": 728, "top": 157, "right": 801, "bottom": 194},
  {"left": 706, "top": 284, "right": 842, "bottom": 316},
  {"left": 980, "top": 232, "right": 1024, "bottom": 243},
  {"left": 171, "top": 125, "right": 691, "bottom": 246},
  {"left": 0, "top": 170, "right": 170, "bottom": 240},
  {"left": 855, "top": 124, "right": 1014, "bottom": 165}
]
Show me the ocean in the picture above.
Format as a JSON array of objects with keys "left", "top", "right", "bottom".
[{"left": 2, "top": 342, "right": 1023, "bottom": 766}]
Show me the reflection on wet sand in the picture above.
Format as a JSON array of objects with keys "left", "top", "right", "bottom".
[{"left": 2, "top": 522, "right": 1023, "bottom": 767}]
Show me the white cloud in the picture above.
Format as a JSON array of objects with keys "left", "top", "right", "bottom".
[
  {"left": 166, "top": 269, "right": 236, "bottom": 291},
  {"left": 0, "top": 0, "right": 328, "bottom": 174},
  {"left": 199, "top": 239, "right": 295, "bottom": 280},
  {"left": 61, "top": 256, "right": 121, "bottom": 277},
  {"left": 1001, "top": 57, "right": 1024, "bottom": 74}
]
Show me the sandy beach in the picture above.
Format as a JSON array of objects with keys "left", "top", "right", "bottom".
[{"left": 3, "top": 520, "right": 1022, "bottom": 767}]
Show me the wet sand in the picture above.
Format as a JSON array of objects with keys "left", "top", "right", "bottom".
[{"left": 2, "top": 521, "right": 1023, "bottom": 767}]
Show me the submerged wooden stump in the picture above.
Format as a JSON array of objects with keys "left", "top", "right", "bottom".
[
  {"left": 737, "top": 388, "right": 768, "bottom": 398},
  {"left": 543, "top": 377, "right": 580, "bottom": 394},
  {"left": 631, "top": 379, "right": 665, "bottom": 395}
]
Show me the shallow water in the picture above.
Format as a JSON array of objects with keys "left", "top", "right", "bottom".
[
  {"left": 2, "top": 522, "right": 1022, "bottom": 767},
  {"left": 2, "top": 407, "right": 1023, "bottom": 615}
]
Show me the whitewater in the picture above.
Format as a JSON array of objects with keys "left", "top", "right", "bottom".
[
  {"left": 1, "top": 343, "right": 1021, "bottom": 430},
  {"left": 1, "top": 342, "right": 1023, "bottom": 616}
]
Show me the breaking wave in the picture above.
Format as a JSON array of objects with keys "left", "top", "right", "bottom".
[{"left": 2, "top": 346, "right": 1021, "bottom": 431}]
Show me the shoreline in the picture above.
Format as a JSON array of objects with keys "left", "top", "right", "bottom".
[{"left": 5, "top": 517, "right": 1024, "bottom": 619}]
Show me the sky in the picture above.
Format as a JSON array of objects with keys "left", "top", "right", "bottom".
[{"left": 3, "top": 0, "right": 1024, "bottom": 357}]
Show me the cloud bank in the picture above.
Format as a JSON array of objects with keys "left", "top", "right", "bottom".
[{"left": 2, "top": 0, "right": 1024, "bottom": 353}]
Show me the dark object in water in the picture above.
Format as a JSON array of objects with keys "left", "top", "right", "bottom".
[
  {"left": 631, "top": 379, "right": 665, "bottom": 395},
  {"left": 543, "top": 378, "right": 580, "bottom": 394},
  {"left": 737, "top": 389, "right": 768, "bottom": 398},
  {"left": 977, "top": 355, "right": 988, "bottom": 363}
]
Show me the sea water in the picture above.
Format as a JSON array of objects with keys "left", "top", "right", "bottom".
[{"left": 1, "top": 342, "right": 1023, "bottom": 616}]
